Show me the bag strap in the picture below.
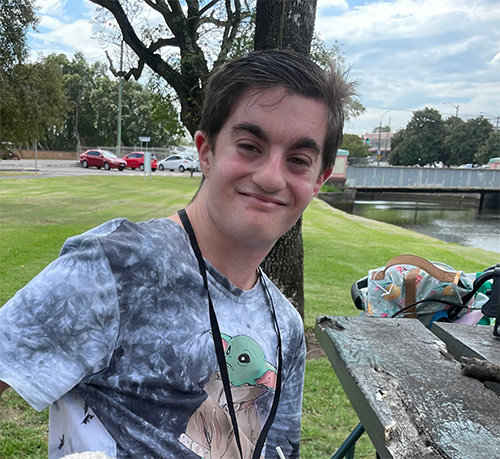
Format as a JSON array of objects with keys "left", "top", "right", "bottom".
[
  {"left": 404, "top": 268, "right": 420, "bottom": 318},
  {"left": 372, "top": 254, "right": 461, "bottom": 284}
]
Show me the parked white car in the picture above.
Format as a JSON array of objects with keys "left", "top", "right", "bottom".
[{"left": 158, "top": 154, "right": 196, "bottom": 172}]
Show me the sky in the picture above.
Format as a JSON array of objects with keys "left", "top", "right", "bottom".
[{"left": 27, "top": 0, "right": 500, "bottom": 136}]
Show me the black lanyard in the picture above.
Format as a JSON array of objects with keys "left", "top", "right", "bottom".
[{"left": 178, "top": 209, "right": 282, "bottom": 459}]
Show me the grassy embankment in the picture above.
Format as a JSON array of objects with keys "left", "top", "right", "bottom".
[{"left": 0, "top": 174, "right": 497, "bottom": 458}]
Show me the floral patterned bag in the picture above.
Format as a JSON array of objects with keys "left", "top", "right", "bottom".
[{"left": 356, "top": 255, "right": 478, "bottom": 326}]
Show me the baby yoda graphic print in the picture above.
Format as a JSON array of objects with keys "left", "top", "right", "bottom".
[{"left": 179, "top": 333, "right": 277, "bottom": 459}]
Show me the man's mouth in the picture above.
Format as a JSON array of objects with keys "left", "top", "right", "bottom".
[{"left": 239, "top": 191, "right": 287, "bottom": 207}]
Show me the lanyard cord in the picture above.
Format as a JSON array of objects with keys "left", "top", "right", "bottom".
[{"left": 178, "top": 209, "right": 282, "bottom": 459}]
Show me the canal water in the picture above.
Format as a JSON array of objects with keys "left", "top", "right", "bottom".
[{"left": 352, "top": 200, "right": 500, "bottom": 254}]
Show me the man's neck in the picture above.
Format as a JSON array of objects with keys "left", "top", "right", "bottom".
[{"left": 169, "top": 206, "right": 270, "bottom": 290}]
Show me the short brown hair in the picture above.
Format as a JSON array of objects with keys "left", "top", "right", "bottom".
[{"left": 199, "top": 49, "right": 356, "bottom": 173}]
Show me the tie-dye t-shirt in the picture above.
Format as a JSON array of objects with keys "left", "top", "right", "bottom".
[{"left": 0, "top": 218, "right": 306, "bottom": 459}]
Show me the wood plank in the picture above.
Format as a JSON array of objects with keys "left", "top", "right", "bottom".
[
  {"left": 431, "top": 322, "right": 500, "bottom": 394},
  {"left": 315, "top": 316, "right": 500, "bottom": 459},
  {"left": 431, "top": 322, "right": 500, "bottom": 365}
]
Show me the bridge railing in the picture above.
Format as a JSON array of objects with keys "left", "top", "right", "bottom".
[{"left": 345, "top": 166, "right": 500, "bottom": 190}]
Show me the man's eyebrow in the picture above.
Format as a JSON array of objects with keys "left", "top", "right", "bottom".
[
  {"left": 290, "top": 137, "right": 321, "bottom": 156},
  {"left": 232, "top": 123, "right": 321, "bottom": 155},
  {"left": 231, "top": 123, "right": 269, "bottom": 143}
]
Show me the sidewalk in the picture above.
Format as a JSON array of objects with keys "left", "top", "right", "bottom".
[{"left": 0, "top": 159, "right": 78, "bottom": 171}]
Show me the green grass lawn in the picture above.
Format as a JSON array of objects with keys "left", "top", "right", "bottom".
[{"left": 0, "top": 175, "right": 498, "bottom": 458}]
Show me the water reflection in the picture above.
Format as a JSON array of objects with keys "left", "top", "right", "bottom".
[{"left": 353, "top": 201, "right": 500, "bottom": 254}]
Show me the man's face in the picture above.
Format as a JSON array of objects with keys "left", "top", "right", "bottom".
[{"left": 196, "top": 87, "right": 332, "bottom": 250}]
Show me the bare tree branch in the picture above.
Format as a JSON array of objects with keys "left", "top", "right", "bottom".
[
  {"left": 90, "top": 0, "right": 186, "bottom": 96},
  {"left": 199, "top": 0, "right": 221, "bottom": 16},
  {"left": 89, "top": 0, "right": 251, "bottom": 135},
  {"left": 105, "top": 49, "right": 144, "bottom": 80}
]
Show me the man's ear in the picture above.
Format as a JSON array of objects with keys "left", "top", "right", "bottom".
[
  {"left": 195, "top": 130, "right": 212, "bottom": 177},
  {"left": 313, "top": 166, "right": 333, "bottom": 197}
]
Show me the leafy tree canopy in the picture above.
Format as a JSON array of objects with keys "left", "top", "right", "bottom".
[
  {"left": 1, "top": 54, "right": 68, "bottom": 146},
  {"left": 442, "top": 115, "right": 493, "bottom": 165},
  {"left": 41, "top": 53, "right": 185, "bottom": 151},
  {"left": 390, "top": 110, "right": 494, "bottom": 166},
  {"left": 340, "top": 134, "right": 370, "bottom": 158},
  {"left": 390, "top": 108, "right": 445, "bottom": 166},
  {"left": 0, "top": 0, "right": 46, "bottom": 147},
  {"left": 0, "top": 0, "right": 39, "bottom": 71},
  {"left": 475, "top": 130, "right": 500, "bottom": 165}
]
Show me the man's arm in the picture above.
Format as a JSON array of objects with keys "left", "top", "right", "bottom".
[{"left": 0, "top": 380, "right": 10, "bottom": 397}]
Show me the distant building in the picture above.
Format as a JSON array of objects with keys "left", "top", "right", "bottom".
[
  {"left": 363, "top": 132, "right": 395, "bottom": 160},
  {"left": 329, "top": 149, "right": 349, "bottom": 183},
  {"left": 489, "top": 157, "right": 500, "bottom": 170}
]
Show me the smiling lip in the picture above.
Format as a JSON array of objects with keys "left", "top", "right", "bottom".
[{"left": 240, "top": 191, "right": 287, "bottom": 206}]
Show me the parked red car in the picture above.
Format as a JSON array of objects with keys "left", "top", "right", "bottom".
[
  {"left": 122, "top": 152, "right": 158, "bottom": 171},
  {"left": 80, "top": 149, "right": 126, "bottom": 171}
]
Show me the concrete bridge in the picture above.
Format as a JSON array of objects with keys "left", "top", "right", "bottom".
[
  {"left": 344, "top": 166, "right": 500, "bottom": 191},
  {"left": 327, "top": 166, "right": 500, "bottom": 212}
]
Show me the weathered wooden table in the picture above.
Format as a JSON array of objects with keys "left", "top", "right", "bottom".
[{"left": 315, "top": 316, "right": 500, "bottom": 459}]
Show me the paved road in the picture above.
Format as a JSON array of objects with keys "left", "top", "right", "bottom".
[{"left": 0, "top": 159, "right": 201, "bottom": 178}]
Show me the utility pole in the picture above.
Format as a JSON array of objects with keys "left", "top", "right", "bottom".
[
  {"left": 116, "top": 39, "right": 124, "bottom": 157},
  {"left": 480, "top": 112, "right": 500, "bottom": 131},
  {"left": 378, "top": 110, "right": 390, "bottom": 164},
  {"left": 384, "top": 117, "right": 391, "bottom": 151},
  {"left": 377, "top": 120, "right": 382, "bottom": 165},
  {"left": 443, "top": 103, "right": 459, "bottom": 117}
]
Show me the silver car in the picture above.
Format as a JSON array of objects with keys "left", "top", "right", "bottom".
[{"left": 158, "top": 155, "right": 196, "bottom": 172}]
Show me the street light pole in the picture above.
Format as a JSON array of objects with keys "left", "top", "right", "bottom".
[
  {"left": 116, "top": 39, "right": 124, "bottom": 158},
  {"left": 443, "top": 103, "right": 459, "bottom": 117},
  {"left": 378, "top": 110, "right": 391, "bottom": 164}
]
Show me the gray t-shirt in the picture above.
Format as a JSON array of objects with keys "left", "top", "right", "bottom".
[{"left": 0, "top": 218, "right": 306, "bottom": 458}]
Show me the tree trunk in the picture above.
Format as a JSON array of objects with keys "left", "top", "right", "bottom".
[
  {"left": 262, "top": 217, "right": 305, "bottom": 319},
  {"left": 255, "top": 0, "right": 318, "bottom": 319},
  {"left": 254, "top": 0, "right": 317, "bottom": 56}
]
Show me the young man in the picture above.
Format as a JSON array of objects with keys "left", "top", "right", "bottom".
[{"left": 0, "top": 50, "right": 354, "bottom": 458}]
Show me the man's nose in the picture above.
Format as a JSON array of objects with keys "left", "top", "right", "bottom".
[{"left": 252, "top": 153, "right": 286, "bottom": 192}]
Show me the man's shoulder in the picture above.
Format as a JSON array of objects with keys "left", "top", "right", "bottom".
[
  {"left": 86, "top": 217, "right": 180, "bottom": 240},
  {"left": 61, "top": 218, "right": 185, "bottom": 255}
]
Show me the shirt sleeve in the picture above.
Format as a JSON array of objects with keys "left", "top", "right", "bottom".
[
  {"left": 0, "top": 226, "right": 121, "bottom": 412},
  {"left": 265, "top": 321, "right": 307, "bottom": 459}
]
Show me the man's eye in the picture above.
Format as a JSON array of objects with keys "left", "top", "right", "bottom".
[
  {"left": 289, "top": 157, "right": 311, "bottom": 167},
  {"left": 238, "top": 143, "right": 260, "bottom": 153}
]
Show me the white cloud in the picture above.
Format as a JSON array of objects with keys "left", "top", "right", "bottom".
[
  {"left": 29, "top": 15, "right": 104, "bottom": 61},
  {"left": 317, "top": 0, "right": 349, "bottom": 11},
  {"left": 315, "top": 0, "right": 500, "bottom": 134},
  {"left": 317, "top": 0, "right": 499, "bottom": 43},
  {"left": 36, "top": 0, "right": 65, "bottom": 16}
]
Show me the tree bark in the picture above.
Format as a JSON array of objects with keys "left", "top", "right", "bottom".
[
  {"left": 262, "top": 217, "right": 305, "bottom": 319},
  {"left": 255, "top": 0, "right": 318, "bottom": 319},
  {"left": 254, "top": 0, "right": 317, "bottom": 56}
]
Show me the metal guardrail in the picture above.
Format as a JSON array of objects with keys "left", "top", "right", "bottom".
[{"left": 345, "top": 166, "right": 500, "bottom": 190}]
